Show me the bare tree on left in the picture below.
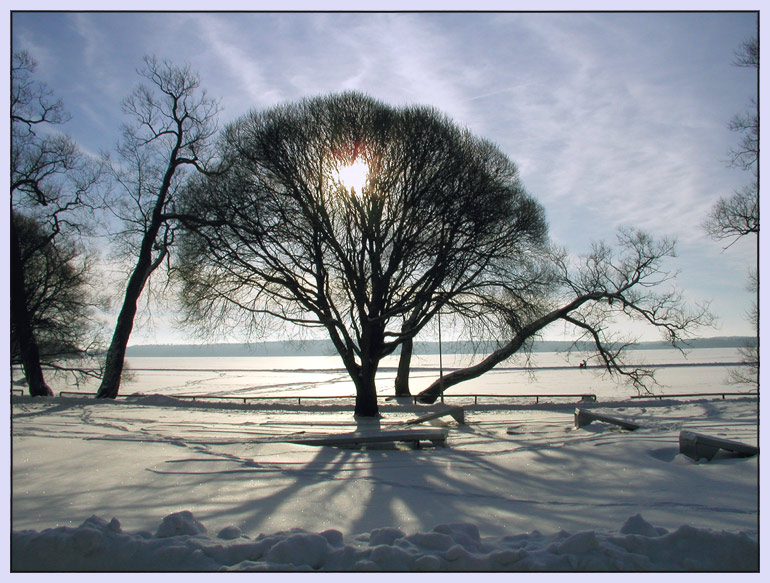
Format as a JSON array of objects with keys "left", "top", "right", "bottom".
[
  {"left": 11, "top": 51, "right": 102, "bottom": 396},
  {"left": 96, "top": 57, "right": 219, "bottom": 399},
  {"left": 11, "top": 212, "right": 108, "bottom": 385}
]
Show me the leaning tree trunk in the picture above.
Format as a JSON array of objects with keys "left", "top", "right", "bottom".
[
  {"left": 97, "top": 139, "right": 179, "bottom": 399},
  {"left": 96, "top": 258, "right": 154, "bottom": 398},
  {"left": 417, "top": 296, "right": 597, "bottom": 403},
  {"left": 9, "top": 214, "right": 53, "bottom": 397},
  {"left": 394, "top": 337, "right": 413, "bottom": 397}
]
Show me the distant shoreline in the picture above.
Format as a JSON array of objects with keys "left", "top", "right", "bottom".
[
  {"left": 125, "top": 336, "right": 756, "bottom": 358},
  {"left": 119, "top": 362, "right": 754, "bottom": 374}
]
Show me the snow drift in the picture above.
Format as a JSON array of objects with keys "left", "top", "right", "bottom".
[{"left": 12, "top": 510, "right": 758, "bottom": 571}]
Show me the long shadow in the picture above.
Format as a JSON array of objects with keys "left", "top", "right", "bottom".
[
  {"left": 13, "top": 403, "right": 758, "bottom": 540},
  {"left": 343, "top": 414, "right": 758, "bottom": 537},
  {"left": 172, "top": 405, "right": 757, "bottom": 536},
  {"left": 12, "top": 401, "right": 88, "bottom": 419}
]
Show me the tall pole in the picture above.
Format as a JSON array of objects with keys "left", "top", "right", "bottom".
[{"left": 438, "top": 309, "right": 444, "bottom": 394}]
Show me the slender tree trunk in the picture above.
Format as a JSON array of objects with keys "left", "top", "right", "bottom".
[
  {"left": 95, "top": 264, "right": 150, "bottom": 398},
  {"left": 96, "top": 222, "right": 163, "bottom": 398},
  {"left": 97, "top": 140, "right": 179, "bottom": 398},
  {"left": 394, "top": 337, "right": 413, "bottom": 397},
  {"left": 9, "top": 214, "right": 53, "bottom": 396}
]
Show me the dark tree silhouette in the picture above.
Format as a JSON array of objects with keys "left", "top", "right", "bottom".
[
  {"left": 96, "top": 57, "right": 219, "bottom": 399},
  {"left": 417, "top": 230, "right": 714, "bottom": 402},
  {"left": 11, "top": 51, "right": 101, "bottom": 396},
  {"left": 11, "top": 212, "right": 106, "bottom": 382},
  {"left": 177, "top": 92, "right": 548, "bottom": 417}
]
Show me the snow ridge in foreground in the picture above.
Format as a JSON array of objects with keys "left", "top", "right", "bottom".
[{"left": 12, "top": 510, "right": 758, "bottom": 572}]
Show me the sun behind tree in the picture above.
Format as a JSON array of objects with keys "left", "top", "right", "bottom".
[{"left": 335, "top": 159, "right": 369, "bottom": 196}]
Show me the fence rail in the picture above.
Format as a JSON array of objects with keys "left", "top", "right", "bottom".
[
  {"left": 12, "top": 390, "right": 756, "bottom": 404},
  {"left": 630, "top": 392, "right": 757, "bottom": 400},
  {"left": 426, "top": 393, "right": 597, "bottom": 405},
  {"left": 37, "top": 391, "right": 597, "bottom": 406}
]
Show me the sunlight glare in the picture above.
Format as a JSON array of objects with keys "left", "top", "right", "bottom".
[{"left": 335, "top": 160, "right": 369, "bottom": 196}]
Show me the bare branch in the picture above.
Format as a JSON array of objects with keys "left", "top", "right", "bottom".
[{"left": 417, "top": 230, "right": 714, "bottom": 401}]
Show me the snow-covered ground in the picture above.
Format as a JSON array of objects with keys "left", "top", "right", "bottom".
[{"left": 10, "top": 393, "right": 759, "bottom": 571}]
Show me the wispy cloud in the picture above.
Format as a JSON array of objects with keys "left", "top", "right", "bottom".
[
  {"left": 455, "top": 13, "right": 756, "bottom": 249},
  {"left": 192, "top": 15, "right": 287, "bottom": 112}
]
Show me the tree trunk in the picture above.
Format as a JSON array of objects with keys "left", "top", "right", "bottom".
[
  {"left": 9, "top": 214, "right": 53, "bottom": 397},
  {"left": 353, "top": 363, "right": 380, "bottom": 417},
  {"left": 96, "top": 257, "right": 153, "bottom": 398},
  {"left": 418, "top": 334, "right": 529, "bottom": 403},
  {"left": 97, "top": 137, "right": 179, "bottom": 398},
  {"left": 353, "top": 327, "right": 382, "bottom": 417},
  {"left": 394, "top": 337, "right": 413, "bottom": 397}
]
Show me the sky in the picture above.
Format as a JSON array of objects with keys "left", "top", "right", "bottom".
[{"left": 7, "top": 7, "right": 760, "bottom": 345}]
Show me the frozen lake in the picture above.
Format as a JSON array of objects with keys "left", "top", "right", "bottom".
[{"left": 34, "top": 347, "right": 757, "bottom": 402}]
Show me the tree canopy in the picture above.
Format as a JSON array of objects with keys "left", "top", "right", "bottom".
[
  {"left": 177, "top": 92, "right": 548, "bottom": 416},
  {"left": 11, "top": 212, "right": 106, "bottom": 376},
  {"left": 703, "top": 36, "right": 759, "bottom": 245}
]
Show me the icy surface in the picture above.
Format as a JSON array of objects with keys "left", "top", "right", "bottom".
[{"left": 10, "top": 393, "right": 759, "bottom": 571}]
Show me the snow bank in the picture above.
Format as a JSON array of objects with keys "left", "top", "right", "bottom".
[{"left": 12, "top": 511, "right": 758, "bottom": 572}]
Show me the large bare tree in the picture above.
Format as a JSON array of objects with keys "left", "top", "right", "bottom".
[
  {"left": 177, "top": 92, "right": 548, "bottom": 417},
  {"left": 96, "top": 57, "right": 219, "bottom": 398},
  {"left": 417, "top": 230, "right": 714, "bottom": 402},
  {"left": 11, "top": 51, "right": 102, "bottom": 396}
]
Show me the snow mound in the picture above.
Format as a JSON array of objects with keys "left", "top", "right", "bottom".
[
  {"left": 11, "top": 511, "right": 758, "bottom": 572},
  {"left": 156, "top": 510, "right": 207, "bottom": 538}
]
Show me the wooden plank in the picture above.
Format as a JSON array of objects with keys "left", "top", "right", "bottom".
[
  {"left": 574, "top": 408, "right": 641, "bottom": 431},
  {"left": 288, "top": 428, "right": 449, "bottom": 448},
  {"left": 679, "top": 430, "right": 758, "bottom": 461},
  {"left": 406, "top": 406, "right": 465, "bottom": 425}
]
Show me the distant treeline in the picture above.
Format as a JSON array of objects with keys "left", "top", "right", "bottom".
[{"left": 125, "top": 336, "right": 756, "bottom": 358}]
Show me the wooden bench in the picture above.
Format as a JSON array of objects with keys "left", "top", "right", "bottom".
[
  {"left": 288, "top": 428, "right": 449, "bottom": 449},
  {"left": 679, "top": 430, "right": 759, "bottom": 461},
  {"left": 574, "top": 408, "right": 641, "bottom": 431},
  {"left": 406, "top": 405, "right": 465, "bottom": 426}
]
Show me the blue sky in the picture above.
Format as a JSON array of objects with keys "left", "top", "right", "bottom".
[{"left": 9, "top": 9, "right": 759, "bottom": 344}]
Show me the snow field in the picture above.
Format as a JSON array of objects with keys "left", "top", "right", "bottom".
[{"left": 10, "top": 394, "right": 759, "bottom": 571}]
